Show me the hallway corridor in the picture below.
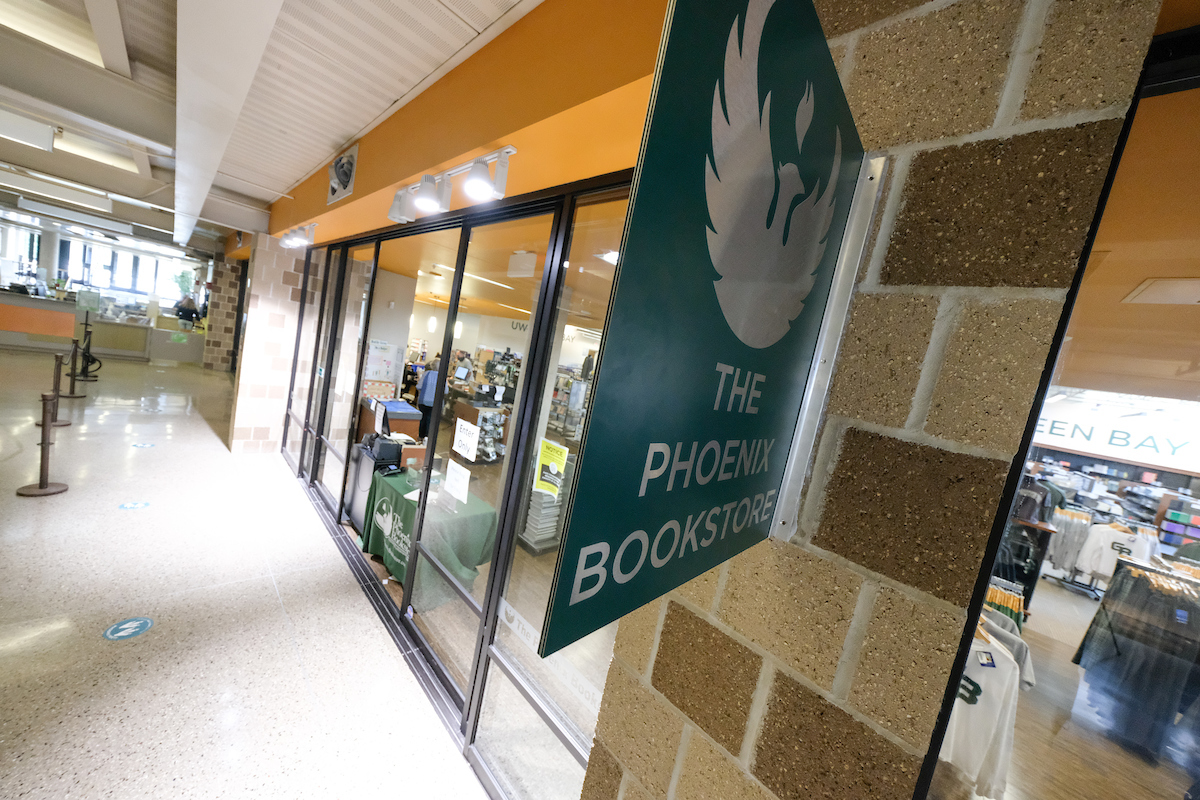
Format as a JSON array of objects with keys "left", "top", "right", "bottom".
[{"left": 0, "top": 350, "right": 487, "bottom": 799}]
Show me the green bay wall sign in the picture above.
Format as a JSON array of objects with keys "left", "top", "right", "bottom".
[{"left": 539, "top": 0, "right": 864, "bottom": 656}]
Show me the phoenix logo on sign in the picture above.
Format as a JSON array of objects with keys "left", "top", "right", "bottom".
[{"left": 706, "top": 0, "right": 841, "bottom": 349}]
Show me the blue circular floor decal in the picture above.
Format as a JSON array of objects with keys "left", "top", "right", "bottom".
[
  {"left": 103, "top": 618, "right": 153, "bottom": 640},
  {"left": 131, "top": 443, "right": 155, "bottom": 448},
  {"left": 119, "top": 502, "right": 150, "bottom": 510}
]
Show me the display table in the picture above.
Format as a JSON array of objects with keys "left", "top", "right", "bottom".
[
  {"left": 356, "top": 397, "right": 421, "bottom": 442},
  {"left": 363, "top": 471, "right": 497, "bottom": 611}
]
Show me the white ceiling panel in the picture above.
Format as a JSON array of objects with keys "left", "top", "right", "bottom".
[
  {"left": 440, "top": 0, "right": 518, "bottom": 32},
  {"left": 118, "top": 0, "right": 174, "bottom": 76},
  {"left": 216, "top": 0, "right": 523, "bottom": 203},
  {"left": 39, "top": 0, "right": 87, "bottom": 20}
]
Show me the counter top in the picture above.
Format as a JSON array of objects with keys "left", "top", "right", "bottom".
[{"left": 0, "top": 291, "right": 77, "bottom": 311}]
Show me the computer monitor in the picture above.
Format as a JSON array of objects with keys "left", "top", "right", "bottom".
[{"left": 454, "top": 366, "right": 469, "bottom": 380}]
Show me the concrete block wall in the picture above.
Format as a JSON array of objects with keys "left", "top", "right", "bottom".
[
  {"left": 202, "top": 256, "right": 244, "bottom": 373},
  {"left": 228, "top": 234, "right": 309, "bottom": 455},
  {"left": 582, "top": 1, "right": 1161, "bottom": 798}
]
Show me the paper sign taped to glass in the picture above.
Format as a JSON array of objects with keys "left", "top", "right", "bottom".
[
  {"left": 535, "top": 439, "right": 569, "bottom": 499},
  {"left": 538, "top": 0, "right": 864, "bottom": 656}
]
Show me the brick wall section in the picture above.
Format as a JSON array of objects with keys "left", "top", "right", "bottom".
[
  {"left": 202, "top": 256, "right": 244, "bottom": 372},
  {"left": 583, "top": 1, "right": 1161, "bottom": 799},
  {"left": 228, "top": 234, "right": 308, "bottom": 455}
]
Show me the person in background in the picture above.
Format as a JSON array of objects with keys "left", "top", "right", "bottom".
[
  {"left": 175, "top": 296, "right": 201, "bottom": 325},
  {"left": 416, "top": 353, "right": 442, "bottom": 441}
]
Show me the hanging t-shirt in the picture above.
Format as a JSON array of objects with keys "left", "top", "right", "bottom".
[
  {"left": 982, "top": 616, "right": 1035, "bottom": 691},
  {"left": 1077, "top": 525, "right": 1155, "bottom": 580},
  {"left": 939, "top": 638, "right": 1020, "bottom": 800}
]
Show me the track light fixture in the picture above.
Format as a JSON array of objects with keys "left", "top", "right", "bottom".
[
  {"left": 281, "top": 223, "right": 316, "bottom": 249},
  {"left": 386, "top": 146, "right": 516, "bottom": 225},
  {"left": 413, "top": 175, "right": 443, "bottom": 213}
]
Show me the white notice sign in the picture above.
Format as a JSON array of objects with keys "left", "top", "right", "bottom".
[
  {"left": 445, "top": 460, "right": 471, "bottom": 504},
  {"left": 453, "top": 417, "right": 480, "bottom": 462}
]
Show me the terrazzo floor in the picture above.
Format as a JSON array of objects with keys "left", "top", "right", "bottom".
[{"left": 0, "top": 350, "right": 488, "bottom": 799}]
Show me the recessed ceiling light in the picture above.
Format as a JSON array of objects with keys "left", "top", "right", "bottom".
[
  {"left": 596, "top": 250, "right": 620, "bottom": 266},
  {"left": 498, "top": 302, "right": 530, "bottom": 315}
]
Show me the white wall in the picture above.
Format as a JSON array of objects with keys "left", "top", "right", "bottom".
[{"left": 369, "top": 270, "right": 417, "bottom": 354}]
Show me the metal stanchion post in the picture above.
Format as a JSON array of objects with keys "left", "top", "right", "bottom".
[
  {"left": 75, "top": 313, "right": 98, "bottom": 382},
  {"left": 61, "top": 339, "right": 85, "bottom": 399},
  {"left": 17, "top": 393, "right": 68, "bottom": 497},
  {"left": 36, "top": 354, "right": 71, "bottom": 428}
]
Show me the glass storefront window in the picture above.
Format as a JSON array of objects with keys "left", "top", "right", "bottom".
[
  {"left": 475, "top": 662, "right": 587, "bottom": 800},
  {"left": 135, "top": 257, "right": 156, "bottom": 294},
  {"left": 492, "top": 193, "right": 628, "bottom": 748},
  {"left": 113, "top": 251, "right": 134, "bottom": 290},
  {"left": 90, "top": 245, "right": 112, "bottom": 288}
]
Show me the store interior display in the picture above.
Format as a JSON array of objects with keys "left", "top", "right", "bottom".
[{"left": 934, "top": 414, "right": 1200, "bottom": 799}]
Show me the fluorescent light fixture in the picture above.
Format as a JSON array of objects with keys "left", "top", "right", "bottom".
[
  {"left": 497, "top": 302, "right": 530, "bottom": 315},
  {"left": 463, "top": 159, "right": 493, "bottom": 201},
  {"left": 0, "top": 108, "right": 54, "bottom": 152},
  {"left": 596, "top": 250, "right": 620, "bottom": 266},
  {"left": 414, "top": 176, "right": 441, "bottom": 212},
  {"left": 454, "top": 320, "right": 463, "bottom": 338},
  {"left": 1045, "top": 393, "right": 1068, "bottom": 404},
  {"left": 0, "top": 171, "right": 112, "bottom": 212},
  {"left": 465, "top": 273, "right": 513, "bottom": 290},
  {"left": 17, "top": 197, "right": 130, "bottom": 234},
  {"left": 428, "top": 316, "right": 437, "bottom": 332}
]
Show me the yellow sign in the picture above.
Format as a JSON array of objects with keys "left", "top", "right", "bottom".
[{"left": 535, "top": 439, "right": 569, "bottom": 499}]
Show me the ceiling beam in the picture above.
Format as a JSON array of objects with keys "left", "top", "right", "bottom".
[
  {"left": 0, "top": 26, "right": 172, "bottom": 152},
  {"left": 82, "top": 0, "right": 132, "bottom": 78},
  {"left": 173, "top": 0, "right": 283, "bottom": 244},
  {"left": 199, "top": 190, "right": 270, "bottom": 234}
]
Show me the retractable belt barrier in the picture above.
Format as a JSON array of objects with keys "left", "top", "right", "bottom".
[{"left": 60, "top": 338, "right": 86, "bottom": 399}]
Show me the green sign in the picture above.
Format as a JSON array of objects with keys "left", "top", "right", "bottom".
[
  {"left": 539, "top": 0, "right": 864, "bottom": 656},
  {"left": 76, "top": 290, "right": 101, "bottom": 313},
  {"left": 170, "top": 332, "right": 189, "bottom": 343}
]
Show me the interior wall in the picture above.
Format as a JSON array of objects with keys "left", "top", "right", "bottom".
[
  {"left": 368, "top": 270, "right": 417, "bottom": 363},
  {"left": 582, "top": 2, "right": 1162, "bottom": 800}
]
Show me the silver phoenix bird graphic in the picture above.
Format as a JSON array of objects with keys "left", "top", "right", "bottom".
[{"left": 706, "top": 0, "right": 842, "bottom": 349}]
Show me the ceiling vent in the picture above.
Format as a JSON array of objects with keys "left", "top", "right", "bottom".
[{"left": 1121, "top": 278, "right": 1200, "bottom": 305}]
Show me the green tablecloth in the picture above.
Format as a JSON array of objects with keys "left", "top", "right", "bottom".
[{"left": 363, "top": 471, "right": 498, "bottom": 611}]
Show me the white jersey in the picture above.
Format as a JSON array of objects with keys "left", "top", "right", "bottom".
[
  {"left": 1077, "top": 525, "right": 1156, "bottom": 580},
  {"left": 939, "top": 638, "right": 1020, "bottom": 799}
]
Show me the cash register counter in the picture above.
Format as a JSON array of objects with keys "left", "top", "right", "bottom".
[{"left": 0, "top": 290, "right": 76, "bottom": 350}]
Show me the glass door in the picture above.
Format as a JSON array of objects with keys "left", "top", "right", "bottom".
[
  {"left": 282, "top": 246, "right": 330, "bottom": 475},
  {"left": 312, "top": 242, "right": 377, "bottom": 513},
  {"left": 300, "top": 245, "right": 346, "bottom": 484},
  {"left": 466, "top": 191, "right": 629, "bottom": 800},
  {"left": 401, "top": 212, "right": 558, "bottom": 704}
]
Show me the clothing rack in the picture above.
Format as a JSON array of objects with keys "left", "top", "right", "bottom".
[{"left": 985, "top": 581, "right": 1026, "bottom": 631}]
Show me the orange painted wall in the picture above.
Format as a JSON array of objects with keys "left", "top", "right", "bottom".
[
  {"left": 265, "top": 0, "right": 668, "bottom": 244},
  {"left": 1156, "top": 0, "right": 1200, "bottom": 34},
  {"left": 0, "top": 304, "right": 75, "bottom": 337}
]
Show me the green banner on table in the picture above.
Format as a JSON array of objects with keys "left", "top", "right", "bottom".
[
  {"left": 364, "top": 472, "right": 416, "bottom": 581},
  {"left": 539, "top": 0, "right": 863, "bottom": 656}
]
